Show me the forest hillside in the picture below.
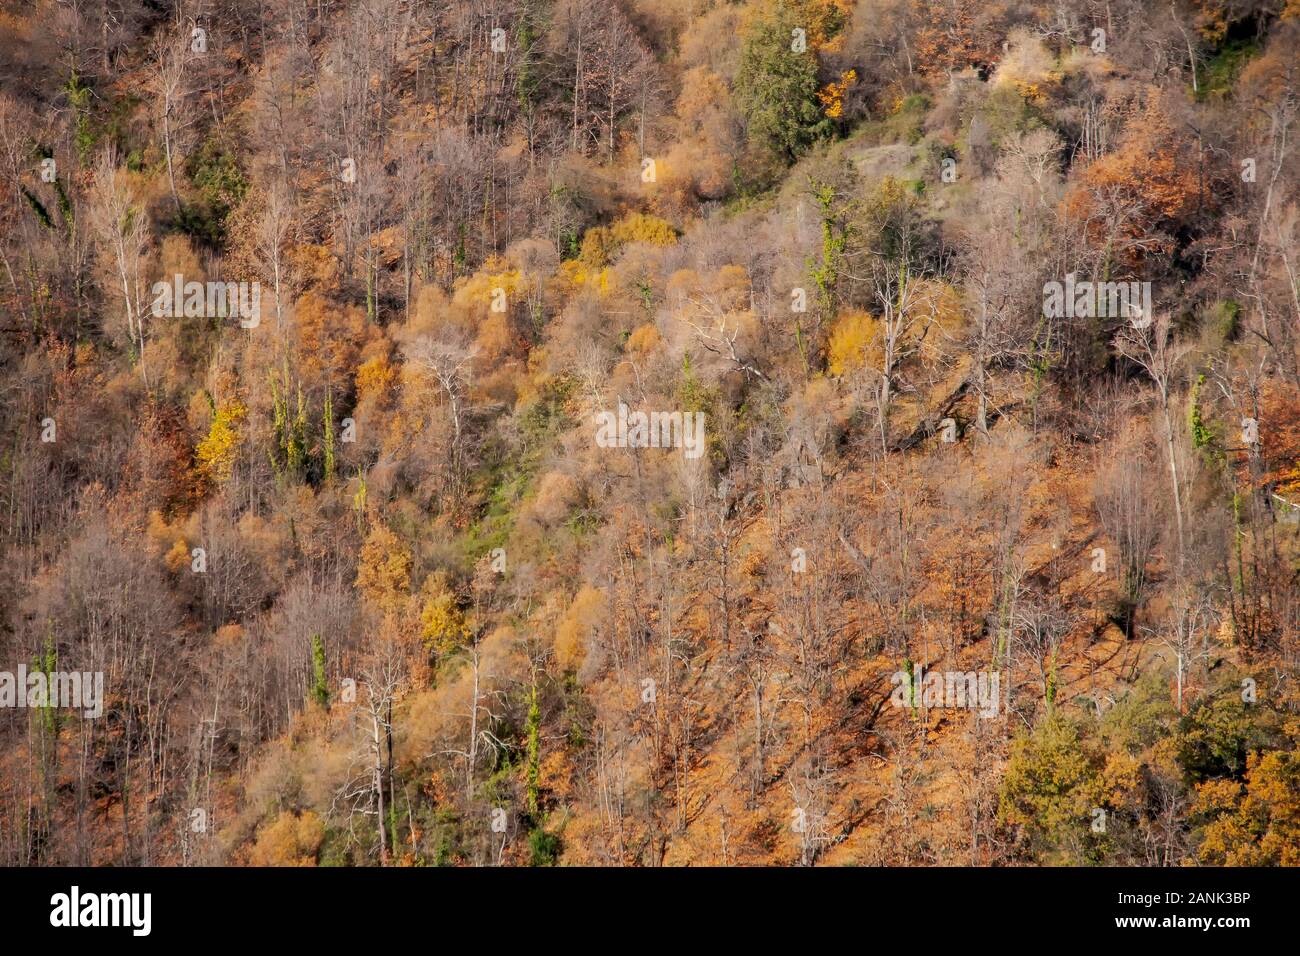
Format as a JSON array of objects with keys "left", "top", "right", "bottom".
[{"left": 1, "top": 0, "right": 1299, "bottom": 866}]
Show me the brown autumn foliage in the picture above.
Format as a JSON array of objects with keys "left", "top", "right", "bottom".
[{"left": 0, "top": 0, "right": 1296, "bottom": 871}]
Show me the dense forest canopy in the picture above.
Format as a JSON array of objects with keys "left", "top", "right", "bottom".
[{"left": 0, "top": 0, "right": 1298, "bottom": 867}]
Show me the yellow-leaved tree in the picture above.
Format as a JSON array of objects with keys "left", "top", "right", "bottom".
[
  {"left": 419, "top": 570, "right": 472, "bottom": 655},
  {"left": 248, "top": 810, "right": 325, "bottom": 866},
  {"left": 195, "top": 399, "right": 247, "bottom": 484},
  {"left": 580, "top": 212, "right": 677, "bottom": 267},
  {"left": 826, "top": 310, "right": 881, "bottom": 376},
  {"left": 1195, "top": 740, "right": 1300, "bottom": 866},
  {"left": 355, "top": 524, "right": 412, "bottom": 614},
  {"left": 555, "top": 585, "right": 606, "bottom": 672}
]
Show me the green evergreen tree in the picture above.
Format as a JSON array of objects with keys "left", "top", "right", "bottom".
[
  {"left": 322, "top": 388, "right": 336, "bottom": 482},
  {"left": 310, "top": 634, "right": 330, "bottom": 709},
  {"left": 525, "top": 681, "right": 541, "bottom": 817},
  {"left": 289, "top": 384, "right": 307, "bottom": 476},
  {"left": 269, "top": 363, "right": 309, "bottom": 481},
  {"left": 734, "top": 1, "right": 831, "bottom": 166},
  {"left": 34, "top": 632, "right": 60, "bottom": 737}
]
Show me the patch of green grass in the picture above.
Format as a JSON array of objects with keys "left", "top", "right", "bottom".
[
  {"left": 463, "top": 466, "right": 530, "bottom": 560},
  {"left": 462, "top": 375, "right": 577, "bottom": 561},
  {"left": 1196, "top": 38, "right": 1259, "bottom": 102},
  {"left": 855, "top": 94, "right": 931, "bottom": 147}
]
